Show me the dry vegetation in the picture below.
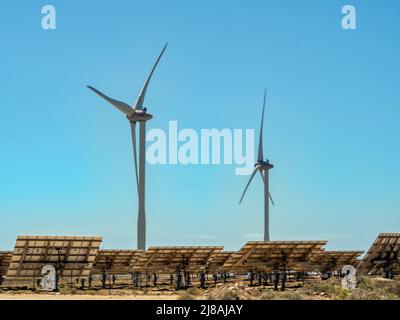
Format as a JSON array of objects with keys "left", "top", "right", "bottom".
[{"left": 180, "top": 277, "right": 400, "bottom": 300}]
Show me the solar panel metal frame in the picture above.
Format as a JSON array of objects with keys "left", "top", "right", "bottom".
[
  {"left": 92, "top": 249, "right": 144, "bottom": 275},
  {"left": 133, "top": 246, "right": 224, "bottom": 273},
  {"left": 205, "top": 251, "right": 235, "bottom": 273},
  {"left": 0, "top": 251, "right": 12, "bottom": 276},
  {"left": 6, "top": 236, "right": 102, "bottom": 279},
  {"left": 357, "top": 233, "right": 400, "bottom": 275},
  {"left": 222, "top": 241, "right": 327, "bottom": 272},
  {"left": 308, "top": 250, "right": 364, "bottom": 272}
]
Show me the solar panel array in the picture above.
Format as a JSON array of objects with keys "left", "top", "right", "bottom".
[
  {"left": 6, "top": 236, "right": 102, "bottom": 279},
  {"left": 133, "top": 246, "right": 224, "bottom": 273},
  {"left": 358, "top": 233, "right": 400, "bottom": 275},
  {"left": 10, "top": 234, "right": 400, "bottom": 284},
  {"left": 92, "top": 249, "right": 143, "bottom": 275}
]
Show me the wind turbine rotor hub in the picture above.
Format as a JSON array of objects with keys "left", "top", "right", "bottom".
[
  {"left": 127, "top": 111, "right": 153, "bottom": 122},
  {"left": 256, "top": 160, "right": 274, "bottom": 170}
]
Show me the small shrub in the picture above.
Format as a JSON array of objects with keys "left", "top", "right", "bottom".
[
  {"left": 186, "top": 287, "right": 201, "bottom": 296},
  {"left": 259, "top": 291, "right": 304, "bottom": 300},
  {"left": 338, "top": 289, "right": 350, "bottom": 300},
  {"left": 178, "top": 292, "right": 196, "bottom": 300},
  {"left": 386, "top": 280, "right": 400, "bottom": 297},
  {"left": 258, "top": 291, "right": 276, "bottom": 300},
  {"left": 83, "top": 290, "right": 97, "bottom": 295},
  {"left": 206, "top": 293, "right": 216, "bottom": 300},
  {"left": 302, "top": 281, "right": 339, "bottom": 297},
  {"left": 58, "top": 285, "right": 78, "bottom": 295},
  {"left": 280, "top": 291, "right": 305, "bottom": 300},
  {"left": 217, "top": 289, "right": 241, "bottom": 300}
]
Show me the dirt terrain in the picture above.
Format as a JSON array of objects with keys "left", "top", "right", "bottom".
[{"left": 1, "top": 277, "right": 399, "bottom": 300}]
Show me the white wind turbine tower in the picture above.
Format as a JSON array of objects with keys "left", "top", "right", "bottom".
[
  {"left": 87, "top": 43, "right": 167, "bottom": 250},
  {"left": 239, "top": 90, "right": 274, "bottom": 241}
]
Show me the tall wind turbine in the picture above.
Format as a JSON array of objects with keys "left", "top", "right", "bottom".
[
  {"left": 87, "top": 43, "right": 168, "bottom": 250},
  {"left": 239, "top": 90, "right": 274, "bottom": 241}
]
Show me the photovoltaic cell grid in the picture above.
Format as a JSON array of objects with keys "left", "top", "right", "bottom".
[
  {"left": 133, "top": 246, "right": 224, "bottom": 273},
  {"left": 0, "top": 251, "right": 12, "bottom": 275},
  {"left": 6, "top": 236, "right": 102, "bottom": 279},
  {"left": 357, "top": 233, "right": 400, "bottom": 275},
  {"left": 308, "top": 251, "right": 364, "bottom": 272},
  {"left": 222, "top": 241, "right": 327, "bottom": 272},
  {"left": 91, "top": 250, "right": 144, "bottom": 275}
]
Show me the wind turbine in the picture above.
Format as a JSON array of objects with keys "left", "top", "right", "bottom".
[
  {"left": 87, "top": 43, "right": 168, "bottom": 250},
  {"left": 239, "top": 90, "right": 274, "bottom": 242}
]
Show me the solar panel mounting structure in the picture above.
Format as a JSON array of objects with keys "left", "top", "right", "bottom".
[
  {"left": 222, "top": 241, "right": 327, "bottom": 273},
  {"left": 205, "top": 251, "right": 235, "bottom": 274},
  {"left": 6, "top": 236, "right": 102, "bottom": 289},
  {"left": 308, "top": 250, "right": 364, "bottom": 273},
  {"left": 0, "top": 251, "right": 12, "bottom": 285},
  {"left": 357, "top": 233, "right": 400, "bottom": 277},
  {"left": 133, "top": 246, "right": 224, "bottom": 273},
  {"left": 132, "top": 246, "right": 223, "bottom": 289},
  {"left": 92, "top": 249, "right": 144, "bottom": 276}
]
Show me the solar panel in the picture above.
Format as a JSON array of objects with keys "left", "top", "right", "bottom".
[
  {"left": 205, "top": 251, "right": 235, "bottom": 273},
  {"left": 357, "top": 233, "right": 400, "bottom": 275},
  {"left": 0, "top": 251, "right": 12, "bottom": 276},
  {"left": 92, "top": 249, "right": 144, "bottom": 275},
  {"left": 6, "top": 236, "right": 102, "bottom": 280},
  {"left": 309, "top": 250, "right": 364, "bottom": 272},
  {"left": 133, "top": 246, "right": 224, "bottom": 273},
  {"left": 222, "top": 241, "right": 327, "bottom": 272}
]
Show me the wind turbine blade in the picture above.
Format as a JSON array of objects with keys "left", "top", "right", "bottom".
[
  {"left": 257, "top": 90, "right": 266, "bottom": 162},
  {"left": 133, "top": 43, "right": 168, "bottom": 110},
  {"left": 269, "top": 192, "right": 275, "bottom": 206},
  {"left": 239, "top": 166, "right": 260, "bottom": 204},
  {"left": 130, "top": 122, "right": 139, "bottom": 193},
  {"left": 87, "top": 86, "right": 134, "bottom": 116}
]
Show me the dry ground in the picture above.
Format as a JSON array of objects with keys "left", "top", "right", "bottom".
[
  {"left": 0, "top": 293, "right": 179, "bottom": 300},
  {"left": 1, "top": 277, "right": 399, "bottom": 300}
]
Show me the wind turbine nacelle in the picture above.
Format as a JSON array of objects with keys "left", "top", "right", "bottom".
[
  {"left": 127, "top": 110, "right": 153, "bottom": 122},
  {"left": 257, "top": 160, "right": 274, "bottom": 170}
]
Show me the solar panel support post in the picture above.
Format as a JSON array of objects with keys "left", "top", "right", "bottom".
[
  {"left": 54, "top": 270, "right": 59, "bottom": 292},
  {"left": 331, "top": 257, "right": 337, "bottom": 278},
  {"left": 199, "top": 270, "right": 206, "bottom": 289},
  {"left": 184, "top": 271, "right": 190, "bottom": 288},
  {"left": 187, "top": 272, "right": 191, "bottom": 287},
  {"left": 56, "top": 248, "right": 62, "bottom": 292},
  {"left": 383, "top": 244, "right": 398, "bottom": 279},
  {"left": 175, "top": 269, "right": 182, "bottom": 290},
  {"left": 32, "top": 270, "right": 36, "bottom": 292},
  {"left": 108, "top": 273, "right": 111, "bottom": 295},
  {"left": 101, "top": 271, "right": 106, "bottom": 289}
]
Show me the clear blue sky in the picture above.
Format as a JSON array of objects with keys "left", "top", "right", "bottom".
[{"left": 0, "top": 0, "right": 399, "bottom": 252}]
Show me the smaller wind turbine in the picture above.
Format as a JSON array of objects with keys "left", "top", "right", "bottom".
[{"left": 239, "top": 90, "right": 274, "bottom": 242}]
